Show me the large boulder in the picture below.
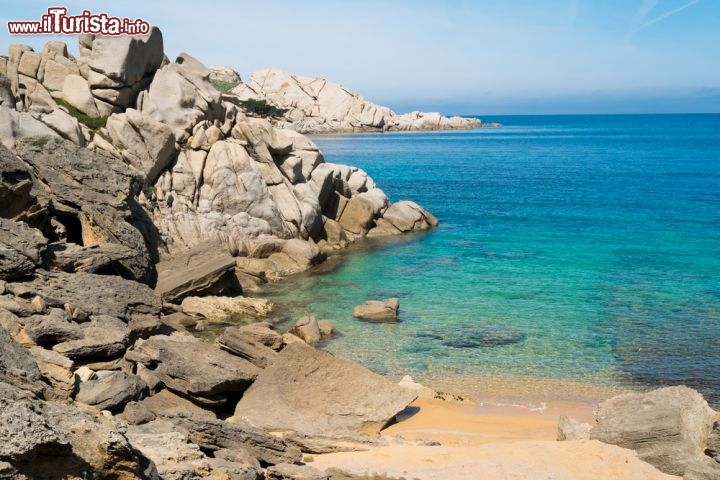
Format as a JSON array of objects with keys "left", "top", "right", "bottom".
[
  {"left": 138, "top": 60, "right": 223, "bottom": 142},
  {"left": 125, "top": 334, "right": 260, "bottom": 406},
  {"left": 154, "top": 241, "right": 240, "bottom": 302},
  {"left": 231, "top": 342, "right": 416, "bottom": 435},
  {"left": 591, "top": 386, "right": 720, "bottom": 477},
  {"left": 83, "top": 27, "right": 163, "bottom": 87},
  {"left": 106, "top": 108, "right": 176, "bottom": 183},
  {"left": 75, "top": 371, "right": 147, "bottom": 413}
]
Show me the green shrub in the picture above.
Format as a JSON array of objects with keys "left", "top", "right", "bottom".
[
  {"left": 55, "top": 98, "right": 108, "bottom": 130},
  {"left": 30, "top": 136, "right": 50, "bottom": 147},
  {"left": 210, "top": 79, "right": 240, "bottom": 93},
  {"left": 222, "top": 96, "right": 288, "bottom": 118}
]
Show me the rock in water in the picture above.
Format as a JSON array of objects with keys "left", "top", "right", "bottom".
[
  {"left": 231, "top": 342, "right": 416, "bottom": 435},
  {"left": 289, "top": 316, "right": 322, "bottom": 345},
  {"left": 590, "top": 386, "right": 720, "bottom": 477},
  {"left": 352, "top": 298, "right": 399, "bottom": 322}
]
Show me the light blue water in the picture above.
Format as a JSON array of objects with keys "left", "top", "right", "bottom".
[{"left": 262, "top": 114, "right": 720, "bottom": 402}]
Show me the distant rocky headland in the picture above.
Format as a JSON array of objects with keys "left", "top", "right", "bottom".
[
  {"left": 0, "top": 26, "right": 718, "bottom": 480},
  {"left": 228, "top": 68, "right": 498, "bottom": 134}
]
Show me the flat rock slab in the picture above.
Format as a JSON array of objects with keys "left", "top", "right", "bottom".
[
  {"left": 181, "top": 295, "right": 272, "bottom": 322},
  {"left": 232, "top": 342, "right": 416, "bottom": 436},
  {"left": 125, "top": 334, "right": 260, "bottom": 406},
  {"left": 216, "top": 326, "right": 278, "bottom": 368},
  {"left": 155, "top": 241, "right": 239, "bottom": 303},
  {"left": 352, "top": 298, "right": 399, "bottom": 322},
  {"left": 75, "top": 371, "right": 147, "bottom": 413},
  {"left": 8, "top": 270, "right": 161, "bottom": 321},
  {"left": 165, "top": 412, "right": 302, "bottom": 466}
]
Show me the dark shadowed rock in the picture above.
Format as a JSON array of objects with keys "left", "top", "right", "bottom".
[
  {"left": 125, "top": 334, "right": 259, "bottom": 406},
  {"left": 121, "top": 389, "right": 216, "bottom": 425},
  {"left": 232, "top": 342, "right": 416, "bottom": 435},
  {"left": 75, "top": 371, "right": 147, "bottom": 413},
  {"left": 352, "top": 298, "right": 399, "bottom": 322},
  {"left": 0, "top": 325, "right": 41, "bottom": 391},
  {"left": 9, "top": 271, "right": 161, "bottom": 321},
  {"left": 52, "top": 314, "right": 129, "bottom": 361},
  {"left": 591, "top": 386, "right": 720, "bottom": 477},
  {"left": 216, "top": 326, "right": 278, "bottom": 368},
  {"left": 166, "top": 412, "right": 302, "bottom": 465},
  {"left": 0, "top": 142, "right": 35, "bottom": 220},
  {"left": 22, "top": 307, "right": 81, "bottom": 347},
  {"left": 155, "top": 242, "right": 240, "bottom": 303},
  {"left": 14, "top": 137, "right": 155, "bottom": 284},
  {"left": 0, "top": 218, "right": 45, "bottom": 281}
]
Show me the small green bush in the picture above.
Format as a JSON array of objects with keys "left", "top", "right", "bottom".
[
  {"left": 55, "top": 98, "right": 108, "bottom": 130},
  {"left": 222, "top": 96, "right": 288, "bottom": 118},
  {"left": 30, "top": 136, "right": 50, "bottom": 147},
  {"left": 210, "top": 79, "right": 240, "bottom": 93}
]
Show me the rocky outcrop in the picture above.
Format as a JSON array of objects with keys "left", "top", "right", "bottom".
[
  {"left": 0, "top": 218, "right": 46, "bottom": 281},
  {"left": 352, "top": 298, "right": 399, "bottom": 322},
  {"left": 231, "top": 69, "right": 485, "bottom": 134},
  {"left": 125, "top": 334, "right": 259, "bottom": 406},
  {"left": 13, "top": 138, "right": 156, "bottom": 284},
  {"left": 232, "top": 342, "right": 416, "bottom": 436},
  {"left": 590, "top": 386, "right": 720, "bottom": 478}
]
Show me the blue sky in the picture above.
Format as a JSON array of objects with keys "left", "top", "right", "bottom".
[{"left": 2, "top": 1, "right": 719, "bottom": 115}]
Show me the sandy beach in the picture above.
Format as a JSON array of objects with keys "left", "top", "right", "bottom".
[{"left": 310, "top": 380, "right": 680, "bottom": 480}]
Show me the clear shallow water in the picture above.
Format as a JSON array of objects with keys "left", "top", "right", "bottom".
[{"left": 262, "top": 114, "right": 720, "bottom": 403}]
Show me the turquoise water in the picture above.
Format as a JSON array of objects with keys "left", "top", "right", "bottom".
[{"left": 262, "top": 114, "right": 720, "bottom": 402}]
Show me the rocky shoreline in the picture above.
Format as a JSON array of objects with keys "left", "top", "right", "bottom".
[{"left": 0, "top": 27, "right": 718, "bottom": 480}]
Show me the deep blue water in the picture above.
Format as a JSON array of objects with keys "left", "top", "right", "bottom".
[{"left": 263, "top": 114, "right": 720, "bottom": 403}]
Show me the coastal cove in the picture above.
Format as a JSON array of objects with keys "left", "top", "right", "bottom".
[{"left": 259, "top": 113, "right": 720, "bottom": 405}]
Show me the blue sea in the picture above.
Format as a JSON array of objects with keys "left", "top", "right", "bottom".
[{"left": 263, "top": 114, "right": 720, "bottom": 403}]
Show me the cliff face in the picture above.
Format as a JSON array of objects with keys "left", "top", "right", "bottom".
[
  {"left": 0, "top": 27, "right": 437, "bottom": 266},
  {"left": 231, "top": 68, "right": 482, "bottom": 133}
]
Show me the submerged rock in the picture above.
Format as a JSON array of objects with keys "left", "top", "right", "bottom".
[{"left": 352, "top": 298, "right": 399, "bottom": 322}]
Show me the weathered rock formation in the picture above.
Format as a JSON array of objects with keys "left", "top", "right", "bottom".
[
  {"left": 231, "top": 69, "right": 488, "bottom": 133},
  {"left": 590, "top": 386, "right": 720, "bottom": 478}
]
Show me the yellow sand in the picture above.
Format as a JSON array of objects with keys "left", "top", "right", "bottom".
[{"left": 310, "top": 378, "right": 679, "bottom": 480}]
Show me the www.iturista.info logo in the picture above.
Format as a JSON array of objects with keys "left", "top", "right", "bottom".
[{"left": 7, "top": 7, "right": 150, "bottom": 36}]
